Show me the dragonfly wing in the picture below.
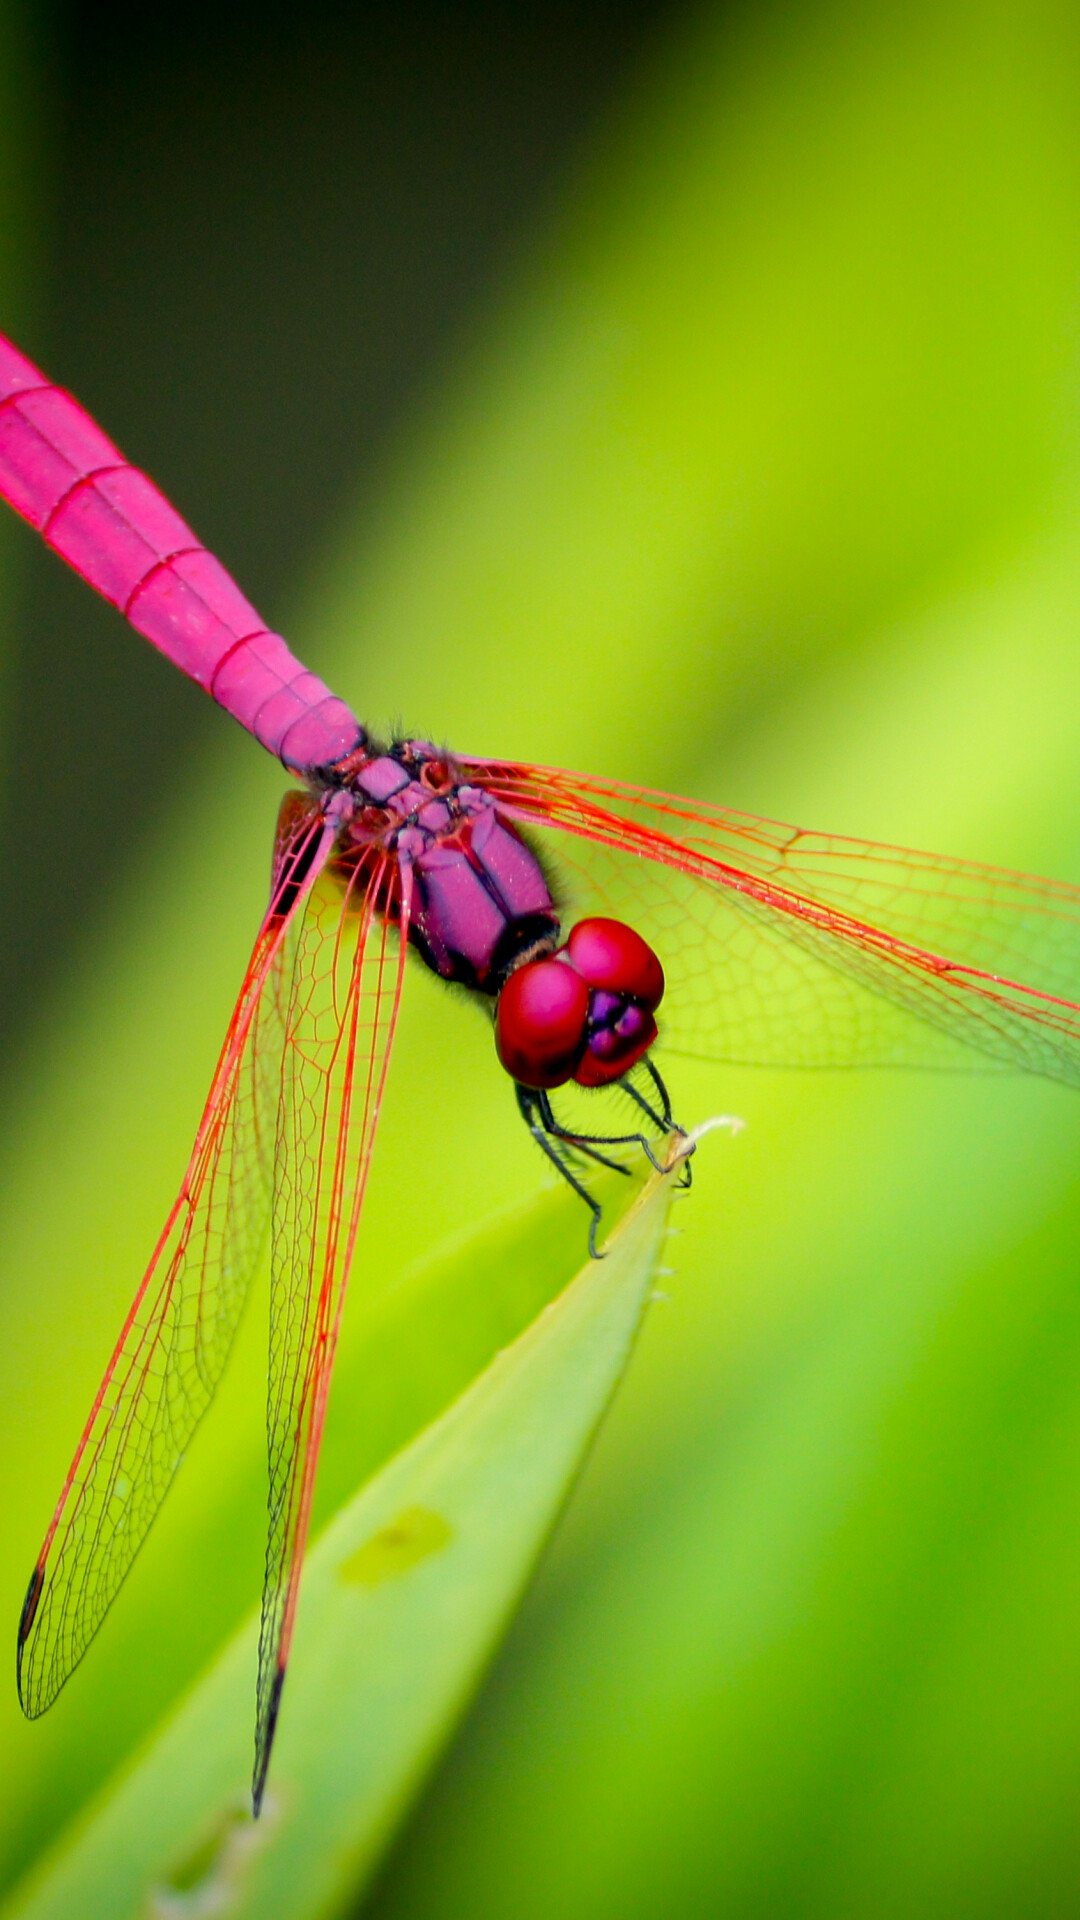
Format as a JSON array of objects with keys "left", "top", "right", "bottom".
[
  {"left": 253, "top": 852, "right": 409, "bottom": 1813},
  {"left": 470, "top": 762, "right": 1080, "bottom": 1084},
  {"left": 16, "top": 795, "right": 331, "bottom": 1717}
]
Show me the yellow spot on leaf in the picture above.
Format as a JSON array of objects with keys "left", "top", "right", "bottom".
[{"left": 340, "top": 1506, "right": 454, "bottom": 1586}]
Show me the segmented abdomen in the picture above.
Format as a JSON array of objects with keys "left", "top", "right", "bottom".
[{"left": 0, "top": 334, "right": 363, "bottom": 772}]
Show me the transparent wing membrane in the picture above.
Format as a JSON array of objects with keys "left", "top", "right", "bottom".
[
  {"left": 26, "top": 749, "right": 1080, "bottom": 1804},
  {"left": 253, "top": 853, "right": 409, "bottom": 1810},
  {"left": 469, "top": 761, "right": 1080, "bottom": 1084},
  {"left": 16, "top": 798, "right": 330, "bottom": 1718}
]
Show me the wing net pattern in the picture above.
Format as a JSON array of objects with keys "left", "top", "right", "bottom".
[
  {"left": 469, "top": 761, "right": 1080, "bottom": 1084},
  {"left": 17, "top": 799, "right": 327, "bottom": 1717},
  {"left": 253, "top": 853, "right": 409, "bottom": 1808},
  {"left": 28, "top": 752, "right": 1080, "bottom": 1780}
]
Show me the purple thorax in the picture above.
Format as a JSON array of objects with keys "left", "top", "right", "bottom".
[{"left": 327, "top": 740, "right": 559, "bottom": 992}]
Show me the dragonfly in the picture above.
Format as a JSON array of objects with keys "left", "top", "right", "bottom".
[{"left": 4, "top": 333, "right": 1080, "bottom": 1815}]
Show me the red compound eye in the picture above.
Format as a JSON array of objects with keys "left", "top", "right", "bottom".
[
  {"left": 495, "top": 917, "right": 665, "bottom": 1091},
  {"left": 565, "top": 917, "right": 664, "bottom": 1009},
  {"left": 495, "top": 956, "right": 590, "bottom": 1088}
]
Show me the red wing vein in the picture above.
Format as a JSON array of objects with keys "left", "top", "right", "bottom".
[
  {"left": 252, "top": 858, "right": 409, "bottom": 1812},
  {"left": 471, "top": 763, "right": 1080, "bottom": 1082},
  {"left": 17, "top": 798, "right": 332, "bottom": 1717}
]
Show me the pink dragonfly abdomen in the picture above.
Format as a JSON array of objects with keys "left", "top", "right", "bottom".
[{"left": 0, "top": 334, "right": 363, "bottom": 772}]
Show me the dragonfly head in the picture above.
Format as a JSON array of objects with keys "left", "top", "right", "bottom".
[{"left": 495, "top": 917, "right": 664, "bottom": 1090}]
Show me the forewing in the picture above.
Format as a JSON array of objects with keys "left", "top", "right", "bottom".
[
  {"left": 253, "top": 853, "right": 409, "bottom": 1811},
  {"left": 468, "top": 761, "right": 1080, "bottom": 1085},
  {"left": 17, "top": 795, "right": 331, "bottom": 1718}
]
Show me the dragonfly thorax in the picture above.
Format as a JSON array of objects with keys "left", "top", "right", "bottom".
[
  {"left": 322, "top": 741, "right": 668, "bottom": 1090},
  {"left": 325, "top": 739, "right": 561, "bottom": 993}
]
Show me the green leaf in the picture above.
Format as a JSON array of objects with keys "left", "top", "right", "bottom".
[{"left": 2, "top": 1152, "right": 681, "bottom": 1920}]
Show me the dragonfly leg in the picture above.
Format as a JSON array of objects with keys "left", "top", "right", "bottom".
[
  {"left": 620, "top": 1078, "right": 670, "bottom": 1137},
  {"left": 641, "top": 1056, "right": 674, "bottom": 1125},
  {"left": 516, "top": 1055, "right": 693, "bottom": 1256},
  {"left": 516, "top": 1085, "right": 607, "bottom": 1257},
  {"left": 534, "top": 1085, "right": 670, "bottom": 1175},
  {"left": 623, "top": 1061, "right": 694, "bottom": 1188},
  {"left": 533, "top": 1089, "right": 638, "bottom": 1175}
]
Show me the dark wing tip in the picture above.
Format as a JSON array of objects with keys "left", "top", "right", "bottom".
[
  {"left": 16, "top": 1562, "right": 46, "bottom": 1717},
  {"left": 251, "top": 1664, "right": 287, "bottom": 1818}
]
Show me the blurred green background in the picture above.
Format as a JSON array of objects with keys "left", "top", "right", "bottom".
[{"left": 4, "top": 0, "right": 1080, "bottom": 1911}]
